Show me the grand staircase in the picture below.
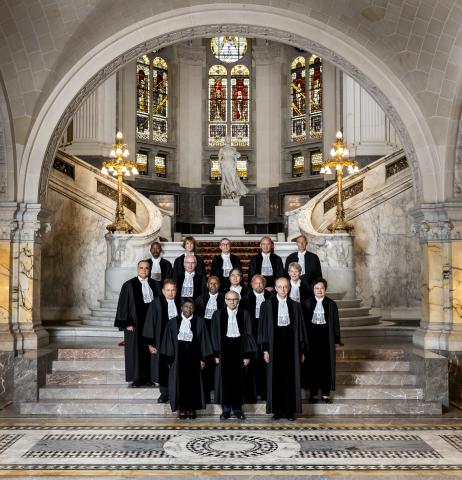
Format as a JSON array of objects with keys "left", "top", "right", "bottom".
[{"left": 20, "top": 343, "right": 441, "bottom": 416}]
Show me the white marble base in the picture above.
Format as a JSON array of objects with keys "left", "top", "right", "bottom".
[{"left": 214, "top": 199, "right": 245, "bottom": 236}]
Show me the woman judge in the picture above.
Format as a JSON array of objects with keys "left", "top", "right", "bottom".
[
  {"left": 173, "top": 236, "right": 206, "bottom": 279},
  {"left": 302, "top": 278, "right": 341, "bottom": 404}
]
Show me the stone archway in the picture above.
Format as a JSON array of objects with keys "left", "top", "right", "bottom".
[{"left": 17, "top": 5, "right": 441, "bottom": 207}]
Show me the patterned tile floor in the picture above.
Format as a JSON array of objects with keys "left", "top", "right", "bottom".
[{"left": 0, "top": 421, "right": 461, "bottom": 476}]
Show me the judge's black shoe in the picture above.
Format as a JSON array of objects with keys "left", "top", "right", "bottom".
[
  {"left": 145, "top": 381, "right": 157, "bottom": 388},
  {"left": 129, "top": 380, "right": 143, "bottom": 388},
  {"left": 309, "top": 397, "right": 319, "bottom": 404},
  {"left": 286, "top": 414, "right": 296, "bottom": 421},
  {"left": 157, "top": 394, "right": 169, "bottom": 403},
  {"left": 220, "top": 413, "right": 230, "bottom": 420},
  {"left": 272, "top": 414, "right": 282, "bottom": 420},
  {"left": 188, "top": 411, "right": 197, "bottom": 419},
  {"left": 178, "top": 411, "right": 188, "bottom": 419},
  {"left": 235, "top": 412, "right": 245, "bottom": 420},
  {"left": 322, "top": 396, "right": 331, "bottom": 404}
]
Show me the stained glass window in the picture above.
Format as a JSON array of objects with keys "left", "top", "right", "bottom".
[
  {"left": 152, "top": 57, "right": 168, "bottom": 143},
  {"left": 208, "top": 65, "right": 228, "bottom": 146},
  {"left": 136, "top": 54, "right": 168, "bottom": 143},
  {"left": 231, "top": 65, "right": 250, "bottom": 147},
  {"left": 136, "top": 55, "right": 150, "bottom": 140},
  {"left": 309, "top": 55, "right": 322, "bottom": 139},
  {"left": 136, "top": 151, "right": 148, "bottom": 175},
  {"left": 310, "top": 150, "right": 323, "bottom": 175},
  {"left": 292, "top": 153, "right": 305, "bottom": 177},
  {"left": 290, "top": 56, "right": 306, "bottom": 142},
  {"left": 211, "top": 37, "right": 247, "bottom": 63},
  {"left": 154, "top": 153, "right": 167, "bottom": 177},
  {"left": 236, "top": 155, "right": 248, "bottom": 181}
]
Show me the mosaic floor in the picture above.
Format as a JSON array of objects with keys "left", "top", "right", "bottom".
[{"left": 0, "top": 422, "right": 461, "bottom": 475}]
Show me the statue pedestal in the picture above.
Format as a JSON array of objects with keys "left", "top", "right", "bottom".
[{"left": 214, "top": 199, "right": 245, "bottom": 235}]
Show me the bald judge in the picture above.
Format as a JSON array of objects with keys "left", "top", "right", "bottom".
[{"left": 248, "top": 236, "right": 284, "bottom": 292}]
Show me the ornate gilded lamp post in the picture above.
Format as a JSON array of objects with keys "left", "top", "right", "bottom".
[
  {"left": 320, "top": 131, "right": 359, "bottom": 232},
  {"left": 101, "top": 131, "right": 139, "bottom": 233}
]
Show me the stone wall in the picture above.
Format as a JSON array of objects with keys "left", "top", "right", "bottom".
[{"left": 40, "top": 189, "right": 107, "bottom": 320}]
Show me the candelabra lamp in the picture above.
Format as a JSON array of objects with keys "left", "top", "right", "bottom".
[
  {"left": 101, "top": 131, "right": 139, "bottom": 233},
  {"left": 320, "top": 131, "right": 359, "bottom": 233}
]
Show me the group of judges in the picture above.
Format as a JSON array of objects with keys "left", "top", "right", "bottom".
[{"left": 115, "top": 235, "right": 341, "bottom": 420}]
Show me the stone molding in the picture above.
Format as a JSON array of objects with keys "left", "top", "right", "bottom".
[
  {"left": 0, "top": 202, "right": 18, "bottom": 241},
  {"left": 37, "top": 24, "right": 422, "bottom": 204},
  {"left": 410, "top": 204, "right": 462, "bottom": 242},
  {"left": 12, "top": 204, "right": 42, "bottom": 243},
  {"left": 176, "top": 44, "right": 206, "bottom": 65}
]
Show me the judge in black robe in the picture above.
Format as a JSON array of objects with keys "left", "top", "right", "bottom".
[
  {"left": 173, "top": 236, "right": 206, "bottom": 278},
  {"left": 114, "top": 261, "right": 158, "bottom": 387},
  {"left": 224, "top": 268, "right": 248, "bottom": 299},
  {"left": 259, "top": 277, "right": 307, "bottom": 420},
  {"left": 302, "top": 278, "right": 341, "bottom": 403},
  {"left": 287, "top": 261, "right": 312, "bottom": 304},
  {"left": 284, "top": 234, "right": 322, "bottom": 291},
  {"left": 248, "top": 236, "right": 284, "bottom": 291},
  {"left": 143, "top": 279, "right": 180, "bottom": 402},
  {"left": 175, "top": 255, "right": 206, "bottom": 303},
  {"left": 160, "top": 299, "right": 212, "bottom": 419},
  {"left": 211, "top": 291, "right": 257, "bottom": 419},
  {"left": 195, "top": 276, "right": 225, "bottom": 402},
  {"left": 210, "top": 238, "right": 242, "bottom": 292},
  {"left": 146, "top": 241, "right": 173, "bottom": 290},
  {"left": 242, "top": 274, "right": 272, "bottom": 402}
]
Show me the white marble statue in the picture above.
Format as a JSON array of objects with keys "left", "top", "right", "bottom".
[{"left": 218, "top": 137, "right": 248, "bottom": 200}]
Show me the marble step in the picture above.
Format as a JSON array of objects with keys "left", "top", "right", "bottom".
[
  {"left": 47, "top": 370, "right": 416, "bottom": 386},
  {"left": 336, "top": 299, "right": 361, "bottom": 308},
  {"left": 338, "top": 307, "right": 371, "bottom": 318},
  {"left": 55, "top": 347, "right": 408, "bottom": 361},
  {"left": 38, "top": 385, "right": 424, "bottom": 401},
  {"left": 20, "top": 399, "right": 441, "bottom": 416},
  {"left": 50, "top": 359, "right": 411, "bottom": 373},
  {"left": 340, "top": 315, "right": 381, "bottom": 327}
]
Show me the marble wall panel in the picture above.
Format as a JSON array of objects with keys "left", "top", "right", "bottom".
[
  {"left": 0, "top": 352, "right": 14, "bottom": 403},
  {"left": 41, "top": 189, "right": 107, "bottom": 319},
  {"left": 352, "top": 187, "right": 421, "bottom": 309},
  {"left": 448, "top": 352, "right": 462, "bottom": 405},
  {"left": 0, "top": 242, "right": 10, "bottom": 325},
  {"left": 451, "top": 242, "right": 462, "bottom": 326}
]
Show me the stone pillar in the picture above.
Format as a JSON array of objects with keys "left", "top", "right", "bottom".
[
  {"left": 322, "top": 61, "right": 338, "bottom": 161},
  {"left": 67, "top": 74, "right": 117, "bottom": 157},
  {"left": 177, "top": 44, "right": 205, "bottom": 188},
  {"left": 342, "top": 73, "right": 400, "bottom": 158},
  {"left": 411, "top": 205, "right": 462, "bottom": 351},
  {"left": 253, "top": 43, "right": 282, "bottom": 189},
  {"left": 118, "top": 61, "right": 137, "bottom": 164},
  {"left": 10, "top": 203, "right": 48, "bottom": 351}
]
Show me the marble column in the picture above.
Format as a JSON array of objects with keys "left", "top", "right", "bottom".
[
  {"left": 10, "top": 203, "right": 48, "bottom": 351},
  {"left": 67, "top": 74, "right": 117, "bottom": 157},
  {"left": 117, "top": 61, "right": 137, "bottom": 165},
  {"left": 411, "top": 205, "right": 462, "bottom": 351},
  {"left": 342, "top": 73, "right": 400, "bottom": 158},
  {"left": 322, "top": 61, "right": 338, "bottom": 161},
  {"left": 177, "top": 43, "right": 205, "bottom": 188},
  {"left": 253, "top": 43, "right": 282, "bottom": 189}
]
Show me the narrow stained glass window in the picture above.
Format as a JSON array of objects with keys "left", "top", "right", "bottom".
[
  {"left": 136, "top": 55, "right": 150, "bottom": 140},
  {"left": 209, "top": 65, "right": 228, "bottom": 146},
  {"left": 310, "top": 150, "right": 323, "bottom": 175},
  {"left": 152, "top": 57, "right": 168, "bottom": 143},
  {"left": 292, "top": 153, "right": 305, "bottom": 177},
  {"left": 154, "top": 153, "right": 167, "bottom": 177},
  {"left": 290, "top": 56, "right": 306, "bottom": 142},
  {"left": 231, "top": 65, "right": 250, "bottom": 147},
  {"left": 210, "top": 155, "right": 221, "bottom": 182},
  {"left": 236, "top": 155, "right": 248, "bottom": 181},
  {"left": 136, "top": 151, "right": 148, "bottom": 175},
  {"left": 309, "top": 55, "right": 322, "bottom": 139}
]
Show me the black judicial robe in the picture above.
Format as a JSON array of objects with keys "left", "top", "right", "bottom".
[
  {"left": 290, "top": 277, "right": 313, "bottom": 304},
  {"left": 146, "top": 257, "right": 173, "bottom": 283},
  {"left": 114, "top": 277, "right": 158, "bottom": 382},
  {"left": 211, "top": 308, "right": 257, "bottom": 406},
  {"left": 285, "top": 251, "right": 322, "bottom": 288},
  {"left": 195, "top": 292, "right": 226, "bottom": 402},
  {"left": 142, "top": 295, "right": 181, "bottom": 386},
  {"left": 258, "top": 296, "right": 307, "bottom": 414},
  {"left": 160, "top": 315, "right": 212, "bottom": 412},
  {"left": 173, "top": 254, "right": 206, "bottom": 279},
  {"left": 175, "top": 273, "right": 207, "bottom": 302},
  {"left": 194, "top": 292, "right": 226, "bottom": 319},
  {"left": 210, "top": 254, "right": 242, "bottom": 292},
  {"left": 241, "top": 290, "right": 272, "bottom": 402},
  {"left": 248, "top": 253, "right": 284, "bottom": 288},
  {"left": 302, "top": 296, "right": 340, "bottom": 391}
]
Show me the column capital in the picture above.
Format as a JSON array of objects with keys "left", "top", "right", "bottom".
[
  {"left": 410, "top": 203, "right": 462, "bottom": 242},
  {"left": 12, "top": 203, "right": 42, "bottom": 242},
  {"left": 0, "top": 202, "right": 18, "bottom": 240}
]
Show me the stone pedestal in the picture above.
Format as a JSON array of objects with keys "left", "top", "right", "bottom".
[{"left": 214, "top": 199, "right": 245, "bottom": 236}]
